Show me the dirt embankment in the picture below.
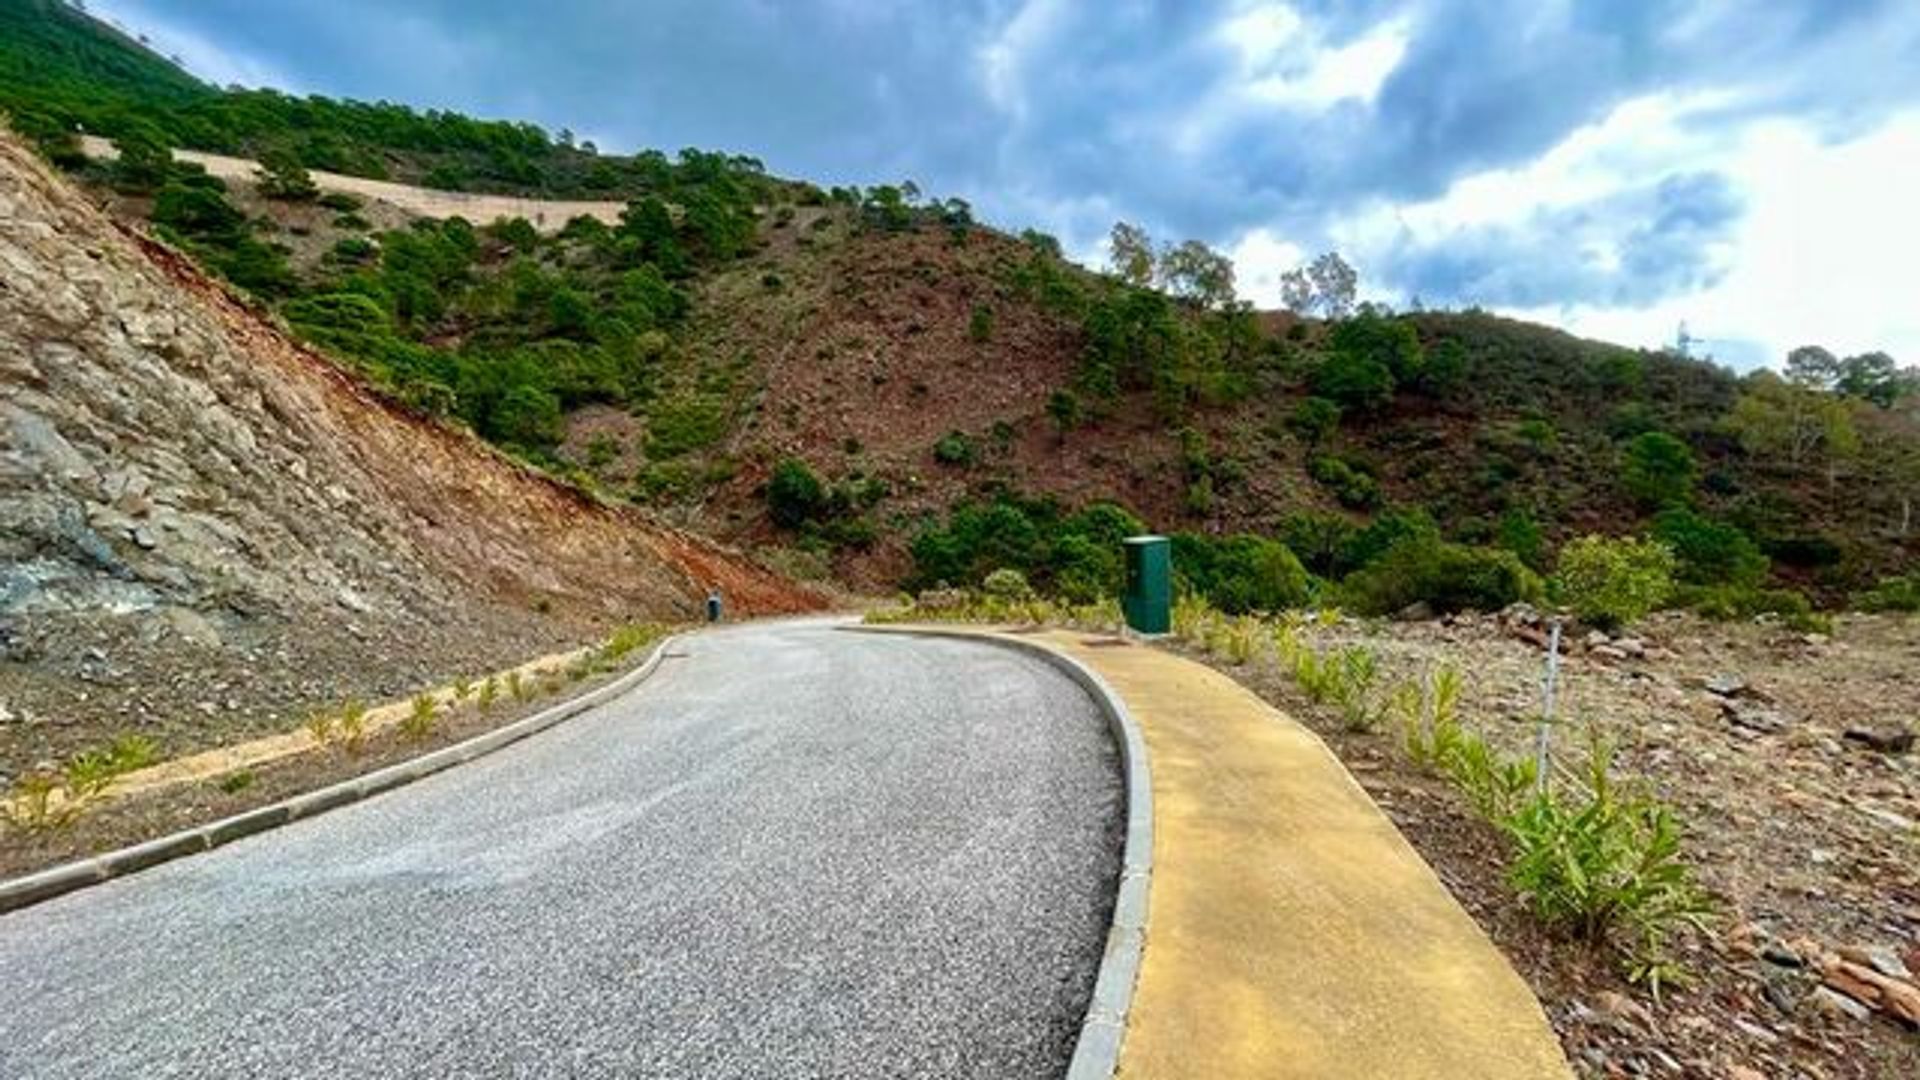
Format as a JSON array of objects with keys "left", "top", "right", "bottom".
[
  {"left": 0, "top": 131, "right": 819, "bottom": 776},
  {"left": 77, "top": 135, "right": 625, "bottom": 231}
]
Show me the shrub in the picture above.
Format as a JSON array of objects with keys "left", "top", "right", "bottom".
[
  {"left": 1287, "top": 397, "right": 1342, "bottom": 447},
  {"left": 256, "top": 145, "right": 319, "bottom": 201},
  {"left": 1047, "top": 389, "right": 1083, "bottom": 434},
  {"left": 1674, "top": 584, "right": 1828, "bottom": 633},
  {"left": 981, "top": 568, "right": 1036, "bottom": 601},
  {"left": 318, "top": 191, "right": 363, "bottom": 212},
  {"left": 1650, "top": 508, "right": 1768, "bottom": 587},
  {"left": 1170, "top": 534, "right": 1311, "bottom": 614},
  {"left": 1311, "top": 349, "right": 1395, "bottom": 412},
  {"left": 1552, "top": 535, "right": 1677, "bottom": 630},
  {"left": 933, "top": 431, "right": 976, "bottom": 466},
  {"left": 1309, "top": 455, "right": 1381, "bottom": 510},
  {"left": 968, "top": 303, "right": 994, "bottom": 343},
  {"left": 1856, "top": 572, "right": 1920, "bottom": 612},
  {"left": 1342, "top": 537, "right": 1543, "bottom": 616},
  {"left": 1622, "top": 432, "right": 1696, "bottom": 509},
  {"left": 1278, "top": 511, "right": 1357, "bottom": 577},
  {"left": 1496, "top": 507, "right": 1546, "bottom": 570},
  {"left": 402, "top": 693, "right": 439, "bottom": 741},
  {"left": 337, "top": 699, "right": 370, "bottom": 754},
  {"left": 765, "top": 457, "right": 827, "bottom": 529},
  {"left": 1503, "top": 743, "right": 1715, "bottom": 997}
]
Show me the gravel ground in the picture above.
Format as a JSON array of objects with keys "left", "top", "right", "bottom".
[{"left": 0, "top": 620, "right": 1123, "bottom": 1079}]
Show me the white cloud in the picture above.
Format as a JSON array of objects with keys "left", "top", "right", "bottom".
[
  {"left": 1272, "top": 89, "right": 1920, "bottom": 370},
  {"left": 1225, "top": 226, "right": 1308, "bottom": 303},
  {"left": 1500, "top": 112, "right": 1920, "bottom": 369}
]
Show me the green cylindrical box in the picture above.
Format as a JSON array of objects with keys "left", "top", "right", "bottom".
[{"left": 1122, "top": 535, "right": 1171, "bottom": 635}]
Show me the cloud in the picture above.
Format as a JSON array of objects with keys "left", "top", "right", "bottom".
[{"left": 1374, "top": 170, "right": 1743, "bottom": 310}]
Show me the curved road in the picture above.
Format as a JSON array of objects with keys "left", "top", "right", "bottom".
[{"left": 0, "top": 621, "right": 1123, "bottom": 1079}]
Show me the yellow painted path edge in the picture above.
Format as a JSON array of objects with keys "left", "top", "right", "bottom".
[{"left": 905, "top": 625, "right": 1573, "bottom": 1080}]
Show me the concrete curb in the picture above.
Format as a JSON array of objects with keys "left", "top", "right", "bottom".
[
  {"left": 0, "top": 633, "right": 683, "bottom": 916},
  {"left": 847, "top": 625, "right": 1151, "bottom": 1080}
]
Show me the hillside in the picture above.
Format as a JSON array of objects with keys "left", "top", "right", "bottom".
[
  {"left": 3, "top": 0, "right": 1916, "bottom": 624},
  {"left": 0, "top": 129, "right": 817, "bottom": 779}
]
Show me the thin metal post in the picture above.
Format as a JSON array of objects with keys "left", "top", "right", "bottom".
[{"left": 1533, "top": 619, "right": 1562, "bottom": 794}]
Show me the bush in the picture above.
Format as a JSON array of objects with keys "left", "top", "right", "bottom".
[
  {"left": 1309, "top": 455, "right": 1381, "bottom": 510},
  {"left": 1504, "top": 744, "right": 1714, "bottom": 997},
  {"left": 982, "top": 568, "right": 1035, "bottom": 600},
  {"left": 1856, "top": 572, "right": 1920, "bottom": 612},
  {"left": 1496, "top": 507, "right": 1546, "bottom": 570},
  {"left": 1552, "top": 535, "right": 1677, "bottom": 630},
  {"left": 968, "top": 303, "right": 993, "bottom": 343},
  {"left": 256, "top": 145, "right": 319, "bottom": 201},
  {"left": 1311, "top": 349, "right": 1395, "bottom": 412},
  {"left": 1650, "top": 508, "right": 1768, "bottom": 587},
  {"left": 933, "top": 431, "right": 976, "bottom": 466},
  {"left": 1287, "top": 396, "right": 1342, "bottom": 447},
  {"left": 1341, "top": 537, "right": 1543, "bottom": 616},
  {"left": 765, "top": 457, "right": 827, "bottom": 529},
  {"left": 1171, "top": 534, "right": 1311, "bottom": 614},
  {"left": 1278, "top": 511, "right": 1356, "bottom": 577},
  {"left": 1622, "top": 432, "right": 1696, "bottom": 509},
  {"left": 1675, "top": 584, "right": 1828, "bottom": 632}
]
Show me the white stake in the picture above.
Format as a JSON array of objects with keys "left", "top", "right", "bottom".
[{"left": 1534, "top": 619, "right": 1562, "bottom": 794}]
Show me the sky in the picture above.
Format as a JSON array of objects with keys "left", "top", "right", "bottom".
[{"left": 89, "top": 0, "right": 1920, "bottom": 370}]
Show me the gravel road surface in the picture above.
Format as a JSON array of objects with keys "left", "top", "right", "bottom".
[{"left": 0, "top": 620, "right": 1122, "bottom": 1078}]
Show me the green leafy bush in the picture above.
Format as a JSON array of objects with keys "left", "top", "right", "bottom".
[
  {"left": 1170, "top": 534, "right": 1311, "bottom": 614},
  {"left": 1496, "top": 507, "right": 1546, "bottom": 570},
  {"left": 1651, "top": 508, "right": 1768, "bottom": 587},
  {"left": 1552, "top": 535, "right": 1677, "bottom": 630},
  {"left": 981, "top": 568, "right": 1036, "bottom": 600},
  {"left": 765, "top": 457, "right": 827, "bottom": 529},
  {"left": 1309, "top": 454, "right": 1381, "bottom": 510},
  {"left": 1341, "top": 536, "right": 1543, "bottom": 616},
  {"left": 933, "top": 431, "right": 976, "bottom": 466},
  {"left": 1855, "top": 572, "right": 1920, "bottom": 612},
  {"left": 968, "top": 303, "right": 993, "bottom": 343},
  {"left": 1673, "top": 584, "right": 1828, "bottom": 632},
  {"left": 1311, "top": 348, "right": 1395, "bottom": 412},
  {"left": 1287, "top": 396, "right": 1342, "bottom": 447},
  {"left": 1504, "top": 744, "right": 1715, "bottom": 997},
  {"left": 1622, "top": 432, "right": 1696, "bottom": 509}
]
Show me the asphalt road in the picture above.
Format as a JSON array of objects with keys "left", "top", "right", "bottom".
[{"left": 0, "top": 620, "right": 1123, "bottom": 1079}]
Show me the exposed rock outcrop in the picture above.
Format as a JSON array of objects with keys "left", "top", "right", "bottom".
[{"left": 0, "top": 131, "right": 817, "bottom": 771}]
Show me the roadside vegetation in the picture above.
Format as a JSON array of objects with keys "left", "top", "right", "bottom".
[{"left": 870, "top": 578, "right": 1715, "bottom": 998}]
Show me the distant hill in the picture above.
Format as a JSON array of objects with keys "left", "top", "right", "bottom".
[{"left": 4, "top": 0, "right": 1915, "bottom": 617}]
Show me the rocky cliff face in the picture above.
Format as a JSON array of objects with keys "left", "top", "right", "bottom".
[{"left": 0, "top": 132, "right": 815, "bottom": 771}]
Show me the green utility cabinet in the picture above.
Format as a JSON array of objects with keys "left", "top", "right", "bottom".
[{"left": 1122, "top": 535, "right": 1172, "bottom": 635}]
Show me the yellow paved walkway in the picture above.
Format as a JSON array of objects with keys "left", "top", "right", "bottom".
[{"left": 971, "top": 628, "right": 1571, "bottom": 1079}]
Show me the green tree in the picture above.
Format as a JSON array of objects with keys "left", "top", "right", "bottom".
[
  {"left": 109, "top": 126, "right": 171, "bottom": 192},
  {"left": 255, "top": 145, "right": 318, "bottom": 200},
  {"left": 491, "top": 384, "right": 563, "bottom": 449},
  {"left": 1107, "top": 221, "right": 1156, "bottom": 288},
  {"left": 1311, "top": 349, "right": 1395, "bottom": 412},
  {"left": 1621, "top": 432, "right": 1696, "bottom": 509},
  {"left": 766, "top": 458, "right": 827, "bottom": 529},
  {"left": 1725, "top": 371, "right": 1855, "bottom": 472},
  {"left": 1159, "top": 239, "right": 1236, "bottom": 309}
]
